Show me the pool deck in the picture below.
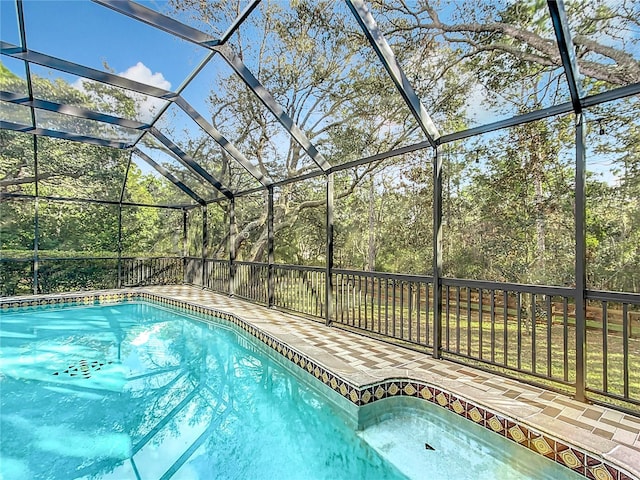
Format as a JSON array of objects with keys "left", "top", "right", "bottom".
[{"left": 3, "top": 285, "right": 639, "bottom": 479}]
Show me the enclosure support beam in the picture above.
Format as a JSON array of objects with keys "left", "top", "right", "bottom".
[
  {"left": 346, "top": 0, "right": 439, "bottom": 147},
  {"left": 267, "top": 186, "right": 275, "bottom": 307},
  {"left": 132, "top": 149, "right": 205, "bottom": 205},
  {"left": 173, "top": 97, "right": 271, "bottom": 186},
  {"left": 219, "top": 0, "right": 261, "bottom": 45},
  {"left": 548, "top": 0, "right": 583, "bottom": 112},
  {"left": 182, "top": 208, "right": 188, "bottom": 284},
  {"left": 325, "top": 173, "right": 334, "bottom": 326},
  {"left": 15, "top": 0, "right": 41, "bottom": 294},
  {"left": 202, "top": 205, "right": 208, "bottom": 288},
  {"left": 117, "top": 154, "right": 132, "bottom": 289},
  {"left": 150, "top": 128, "right": 233, "bottom": 199},
  {"left": 1, "top": 41, "right": 175, "bottom": 99},
  {"left": 117, "top": 206, "right": 123, "bottom": 288},
  {"left": 0, "top": 92, "right": 151, "bottom": 131},
  {"left": 432, "top": 147, "right": 443, "bottom": 358},
  {"left": 0, "top": 120, "right": 130, "bottom": 149},
  {"left": 0, "top": 192, "right": 188, "bottom": 210},
  {"left": 574, "top": 114, "right": 587, "bottom": 402},
  {"left": 215, "top": 45, "right": 331, "bottom": 173},
  {"left": 32, "top": 137, "right": 39, "bottom": 295},
  {"left": 229, "top": 198, "right": 237, "bottom": 296},
  {"left": 92, "top": 0, "right": 218, "bottom": 45}
]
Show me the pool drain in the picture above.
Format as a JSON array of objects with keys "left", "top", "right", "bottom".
[{"left": 53, "top": 360, "right": 112, "bottom": 379}]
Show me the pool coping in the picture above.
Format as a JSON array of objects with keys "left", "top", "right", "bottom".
[{"left": 1, "top": 288, "right": 638, "bottom": 480}]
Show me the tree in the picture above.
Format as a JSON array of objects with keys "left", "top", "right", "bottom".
[{"left": 164, "top": 0, "right": 471, "bottom": 263}]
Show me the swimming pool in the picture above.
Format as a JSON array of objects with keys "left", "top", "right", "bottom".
[{"left": 1, "top": 301, "right": 585, "bottom": 479}]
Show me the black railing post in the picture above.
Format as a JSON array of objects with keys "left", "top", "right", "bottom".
[
  {"left": 574, "top": 113, "right": 587, "bottom": 402},
  {"left": 267, "top": 186, "right": 275, "bottom": 307},
  {"left": 229, "top": 197, "right": 236, "bottom": 296},
  {"left": 433, "top": 146, "right": 443, "bottom": 358},
  {"left": 326, "top": 173, "right": 334, "bottom": 326}
]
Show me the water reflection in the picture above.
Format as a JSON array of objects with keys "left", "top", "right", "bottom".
[{"left": 0, "top": 302, "right": 405, "bottom": 480}]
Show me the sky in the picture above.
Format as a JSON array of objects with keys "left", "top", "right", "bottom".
[{"left": 12, "top": 0, "right": 206, "bottom": 90}]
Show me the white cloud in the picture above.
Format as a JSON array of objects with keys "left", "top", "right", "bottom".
[
  {"left": 118, "top": 62, "right": 171, "bottom": 124},
  {"left": 70, "top": 62, "right": 172, "bottom": 124},
  {"left": 118, "top": 62, "right": 171, "bottom": 91}
]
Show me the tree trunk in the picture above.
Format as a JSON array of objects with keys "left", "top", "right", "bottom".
[
  {"left": 366, "top": 176, "right": 376, "bottom": 272},
  {"left": 532, "top": 138, "right": 546, "bottom": 277}
]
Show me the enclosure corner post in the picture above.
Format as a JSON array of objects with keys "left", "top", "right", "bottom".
[
  {"left": 229, "top": 197, "right": 236, "bottom": 296},
  {"left": 267, "top": 186, "right": 275, "bottom": 307},
  {"left": 325, "top": 173, "right": 334, "bottom": 326},
  {"left": 202, "top": 204, "right": 208, "bottom": 289},
  {"left": 574, "top": 113, "right": 587, "bottom": 402},
  {"left": 433, "top": 146, "right": 443, "bottom": 359}
]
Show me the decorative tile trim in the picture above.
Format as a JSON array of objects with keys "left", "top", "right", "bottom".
[
  {"left": 0, "top": 291, "right": 137, "bottom": 310},
  {"left": 2, "top": 291, "right": 635, "bottom": 480}
]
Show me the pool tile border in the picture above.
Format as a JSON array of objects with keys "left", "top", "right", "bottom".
[{"left": 1, "top": 291, "right": 636, "bottom": 480}]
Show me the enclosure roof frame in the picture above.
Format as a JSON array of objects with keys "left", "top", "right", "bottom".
[{"left": 1, "top": 0, "right": 639, "bottom": 206}]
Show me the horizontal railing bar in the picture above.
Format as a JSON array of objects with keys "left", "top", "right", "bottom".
[
  {"left": 442, "top": 277, "right": 574, "bottom": 296},
  {"left": 233, "top": 293, "right": 267, "bottom": 304},
  {"left": 0, "top": 256, "right": 181, "bottom": 261},
  {"left": 38, "top": 257, "right": 119, "bottom": 261},
  {"left": 586, "top": 289, "right": 640, "bottom": 304},
  {"left": 272, "top": 264, "right": 326, "bottom": 273},
  {"left": 234, "top": 261, "right": 269, "bottom": 267},
  {"left": 442, "top": 353, "right": 576, "bottom": 390},
  {"left": 585, "top": 387, "right": 640, "bottom": 407},
  {"left": 121, "top": 256, "right": 186, "bottom": 260},
  {"left": 333, "top": 268, "right": 434, "bottom": 282},
  {"left": 335, "top": 323, "right": 434, "bottom": 351},
  {"left": 441, "top": 350, "right": 574, "bottom": 386}
]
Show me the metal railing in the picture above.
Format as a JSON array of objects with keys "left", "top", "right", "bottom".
[
  {"left": 438, "top": 279, "right": 576, "bottom": 388},
  {"left": 273, "top": 264, "right": 326, "bottom": 317},
  {"left": 585, "top": 290, "right": 640, "bottom": 407},
  {"left": 2, "top": 255, "right": 638, "bottom": 412},
  {"left": 333, "top": 269, "right": 434, "bottom": 349},
  {"left": 204, "top": 259, "right": 230, "bottom": 293},
  {"left": 328, "top": 270, "right": 639, "bottom": 410},
  {"left": 233, "top": 261, "right": 269, "bottom": 304},
  {"left": 121, "top": 257, "right": 183, "bottom": 287},
  {"left": 0, "top": 256, "right": 183, "bottom": 295}
]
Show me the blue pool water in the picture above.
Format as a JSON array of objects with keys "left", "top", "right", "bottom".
[{"left": 0, "top": 301, "right": 584, "bottom": 479}]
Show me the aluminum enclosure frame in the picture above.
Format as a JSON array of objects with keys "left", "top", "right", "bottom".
[{"left": 3, "top": 1, "right": 639, "bottom": 200}]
